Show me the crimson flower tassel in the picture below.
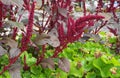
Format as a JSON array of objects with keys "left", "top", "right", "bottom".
[
  {"left": 21, "top": 33, "right": 28, "bottom": 51},
  {"left": 75, "top": 15, "right": 104, "bottom": 27},
  {"left": 26, "top": 2, "right": 35, "bottom": 40},
  {"left": 21, "top": 2, "right": 35, "bottom": 51}
]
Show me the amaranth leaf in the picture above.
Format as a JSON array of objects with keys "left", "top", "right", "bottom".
[
  {"left": 58, "top": 58, "right": 70, "bottom": 73},
  {"left": 40, "top": 58, "right": 55, "bottom": 69},
  {"left": 9, "top": 59, "right": 21, "bottom": 78}
]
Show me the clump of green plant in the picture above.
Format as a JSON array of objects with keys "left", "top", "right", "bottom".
[{"left": 59, "top": 36, "right": 120, "bottom": 78}]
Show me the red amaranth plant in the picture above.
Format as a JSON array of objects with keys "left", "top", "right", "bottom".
[{"left": 0, "top": 0, "right": 119, "bottom": 77}]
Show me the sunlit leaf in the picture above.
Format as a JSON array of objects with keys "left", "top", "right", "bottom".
[{"left": 58, "top": 58, "right": 70, "bottom": 73}]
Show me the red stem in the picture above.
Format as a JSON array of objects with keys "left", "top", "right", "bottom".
[
  {"left": 23, "top": 55, "right": 30, "bottom": 70},
  {"left": 42, "top": 9, "right": 45, "bottom": 28},
  {"left": 36, "top": 45, "right": 46, "bottom": 65},
  {"left": 52, "top": 43, "right": 67, "bottom": 58},
  {"left": 44, "top": 16, "right": 51, "bottom": 29},
  {"left": 94, "top": 21, "right": 108, "bottom": 34},
  {"left": 12, "top": 27, "right": 18, "bottom": 40},
  {"left": 18, "top": 10, "right": 25, "bottom": 22},
  {"left": 83, "top": 0, "right": 86, "bottom": 16},
  {"left": 0, "top": 50, "right": 25, "bottom": 75},
  {"left": 107, "top": 0, "right": 115, "bottom": 12}
]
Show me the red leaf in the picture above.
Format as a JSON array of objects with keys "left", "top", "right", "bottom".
[
  {"left": 58, "top": 58, "right": 70, "bottom": 73},
  {"left": 40, "top": 58, "right": 55, "bottom": 69},
  {"left": 9, "top": 60, "right": 21, "bottom": 78},
  {"left": 0, "top": 46, "right": 7, "bottom": 56}
]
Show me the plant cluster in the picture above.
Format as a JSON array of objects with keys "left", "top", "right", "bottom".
[{"left": 0, "top": 0, "right": 120, "bottom": 78}]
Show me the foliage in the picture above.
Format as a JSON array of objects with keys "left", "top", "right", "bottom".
[
  {"left": 1, "top": 32, "right": 120, "bottom": 78},
  {"left": 0, "top": 0, "right": 120, "bottom": 78}
]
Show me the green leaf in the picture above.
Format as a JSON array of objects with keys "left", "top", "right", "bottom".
[
  {"left": 43, "top": 68, "right": 54, "bottom": 77},
  {"left": 4, "top": 71, "right": 11, "bottom": 78},
  {"left": 27, "top": 57, "right": 36, "bottom": 66},
  {"left": 21, "top": 52, "right": 37, "bottom": 66},
  {"left": 100, "top": 55, "right": 120, "bottom": 66},
  {"left": 99, "top": 31, "right": 106, "bottom": 37},
  {"left": 31, "top": 74, "right": 43, "bottom": 78},
  {"left": 69, "top": 62, "right": 84, "bottom": 77},
  {"left": 93, "top": 58, "right": 113, "bottom": 77},
  {"left": 109, "top": 37, "right": 116, "bottom": 43},
  {"left": 56, "top": 68, "right": 68, "bottom": 78},
  {"left": 86, "top": 72, "right": 96, "bottom": 78},
  {"left": 0, "top": 76, "right": 2, "bottom": 78},
  {"left": 0, "top": 55, "right": 9, "bottom": 65},
  {"left": 30, "top": 65, "right": 42, "bottom": 75},
  {"left": 110, "top": 67, "right": 120, "bottom": 77},
  {"left": 22, "top": 71, "right": 31, "bottom": 78},
  {"left": 110, "top": 57, "right": 120, "bottom": 66}
]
